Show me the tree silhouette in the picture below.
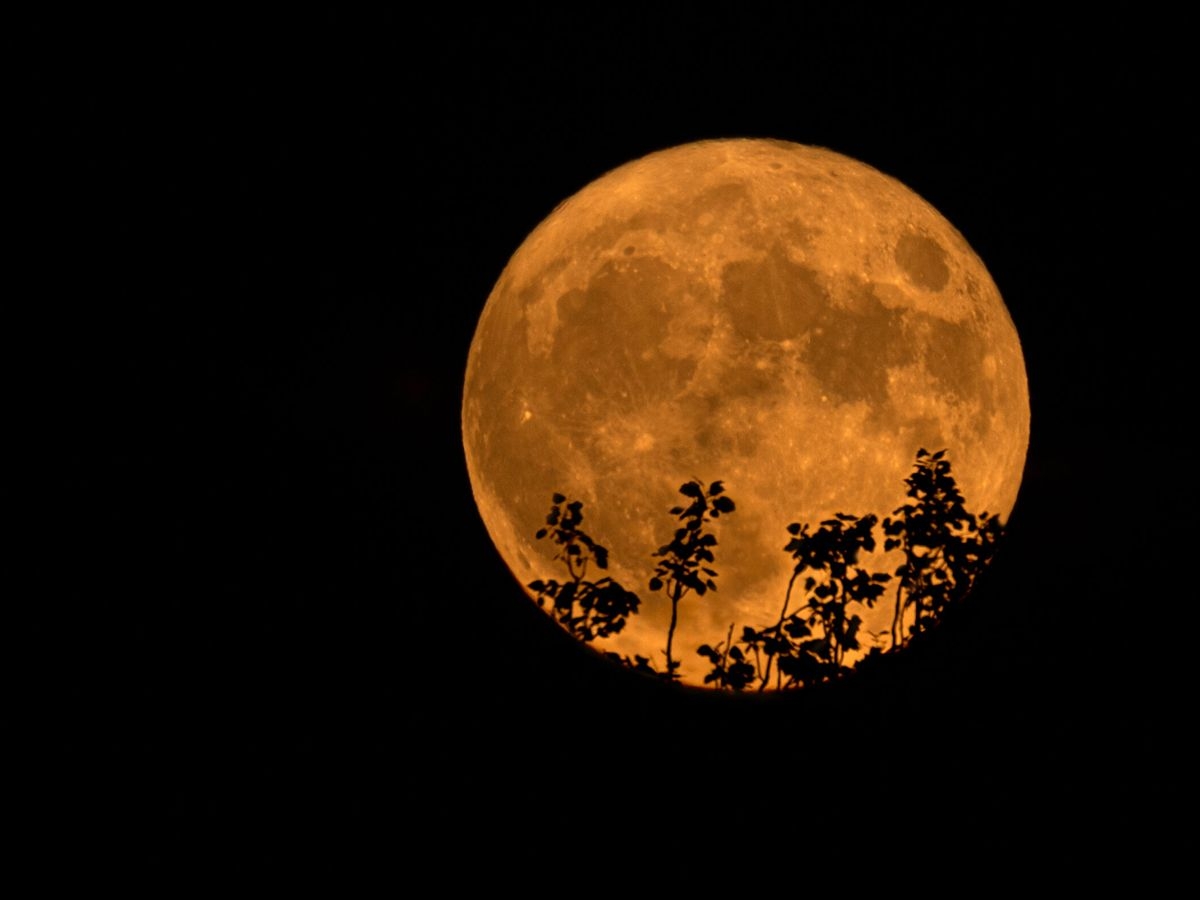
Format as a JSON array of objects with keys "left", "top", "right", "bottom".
[
  {"left": 528, "top": 450, "right": 1003, "bottom": 689},
  {"left": 527, "top": 493, "right": 642, "bottom": 645},
  {"left": 778, "top": 513, "right": 890, "bottom": 681},
  {"left": 697, "top": 623, "right": 758, "bottom": 691},
  {"left": 701, "top": 513, "right": 889, "bottom": 690},
  {"left": 883, "top": 449, "right": 1003, "bottom": 647},
  {"left": 649, "top": 480, "right": 735, "bottom": 682},
  {"left": 698, "top": 449, "right": 1002, "bottom": 691}
]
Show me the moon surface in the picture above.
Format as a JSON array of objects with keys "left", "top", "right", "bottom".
[{"left": 462, "top": 139, "right": 1029, "bottom": 688}]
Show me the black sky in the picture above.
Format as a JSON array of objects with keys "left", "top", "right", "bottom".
[{"left": 20, "top": 9, "right": 1190, "bottom": 873}]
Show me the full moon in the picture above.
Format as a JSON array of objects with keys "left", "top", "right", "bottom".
[{"left": 462, "top": 139, "right": 1029, "bottom": 689}]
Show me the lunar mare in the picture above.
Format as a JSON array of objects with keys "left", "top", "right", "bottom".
[{"left": 463, "top": 139, "right": 1029, "bottom": 687}]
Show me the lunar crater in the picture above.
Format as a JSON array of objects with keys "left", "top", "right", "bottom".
[{"left": 895, "top": 232, "right": 951, "bottom": 291}]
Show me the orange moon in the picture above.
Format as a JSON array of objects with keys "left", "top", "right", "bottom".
[{"left": 462, "top": 139, "right": 1029, "bottom": 687}]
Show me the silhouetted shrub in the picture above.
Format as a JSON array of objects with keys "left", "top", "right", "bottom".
[{"left": 528, "top": 493, "right": 641, "bottom": 644}]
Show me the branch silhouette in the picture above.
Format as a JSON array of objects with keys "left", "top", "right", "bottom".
[
  {"left": 698, "top": 449, "right": 1004, "bottom": 691},
  {"left": 701, "top": 513, "right": 889, "bottom": 690},
  {"left": 648, "top": 480, "right": 735, "bottom": 682},
  {"left": 527, "top": 493, "right": 642, "bottom": 645},
  {"left": 528, "top": 450, "right": 1004, "bottom": 689},
  {"left": 883, "top": 448, "right": 1003, "bottom": 647}
]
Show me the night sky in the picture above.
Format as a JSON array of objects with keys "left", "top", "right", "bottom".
[{"left": 21, "top": 10, "right": 1189, "bottom": 873}]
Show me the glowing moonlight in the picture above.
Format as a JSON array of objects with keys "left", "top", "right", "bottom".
[{"left": 462, "top": 139, "right": 1029, "bottom": 688}]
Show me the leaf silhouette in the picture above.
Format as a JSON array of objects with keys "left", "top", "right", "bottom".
[
  {"left": 651, "top": 479, "right": 737, "bottom": 681},
  {"left": 528, "top": 493, "right": 643, "bottom": 646},
  {"left": 698, "top": 449, "right": 1004, "bottom": 692}
]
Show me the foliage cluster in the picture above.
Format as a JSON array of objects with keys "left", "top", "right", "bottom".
[
  {"left": 528, "top": 493, "right": 641, "bottom": 644},
  {"left": 528, "top": 450, "right": 1002, "bottom": 690}
]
